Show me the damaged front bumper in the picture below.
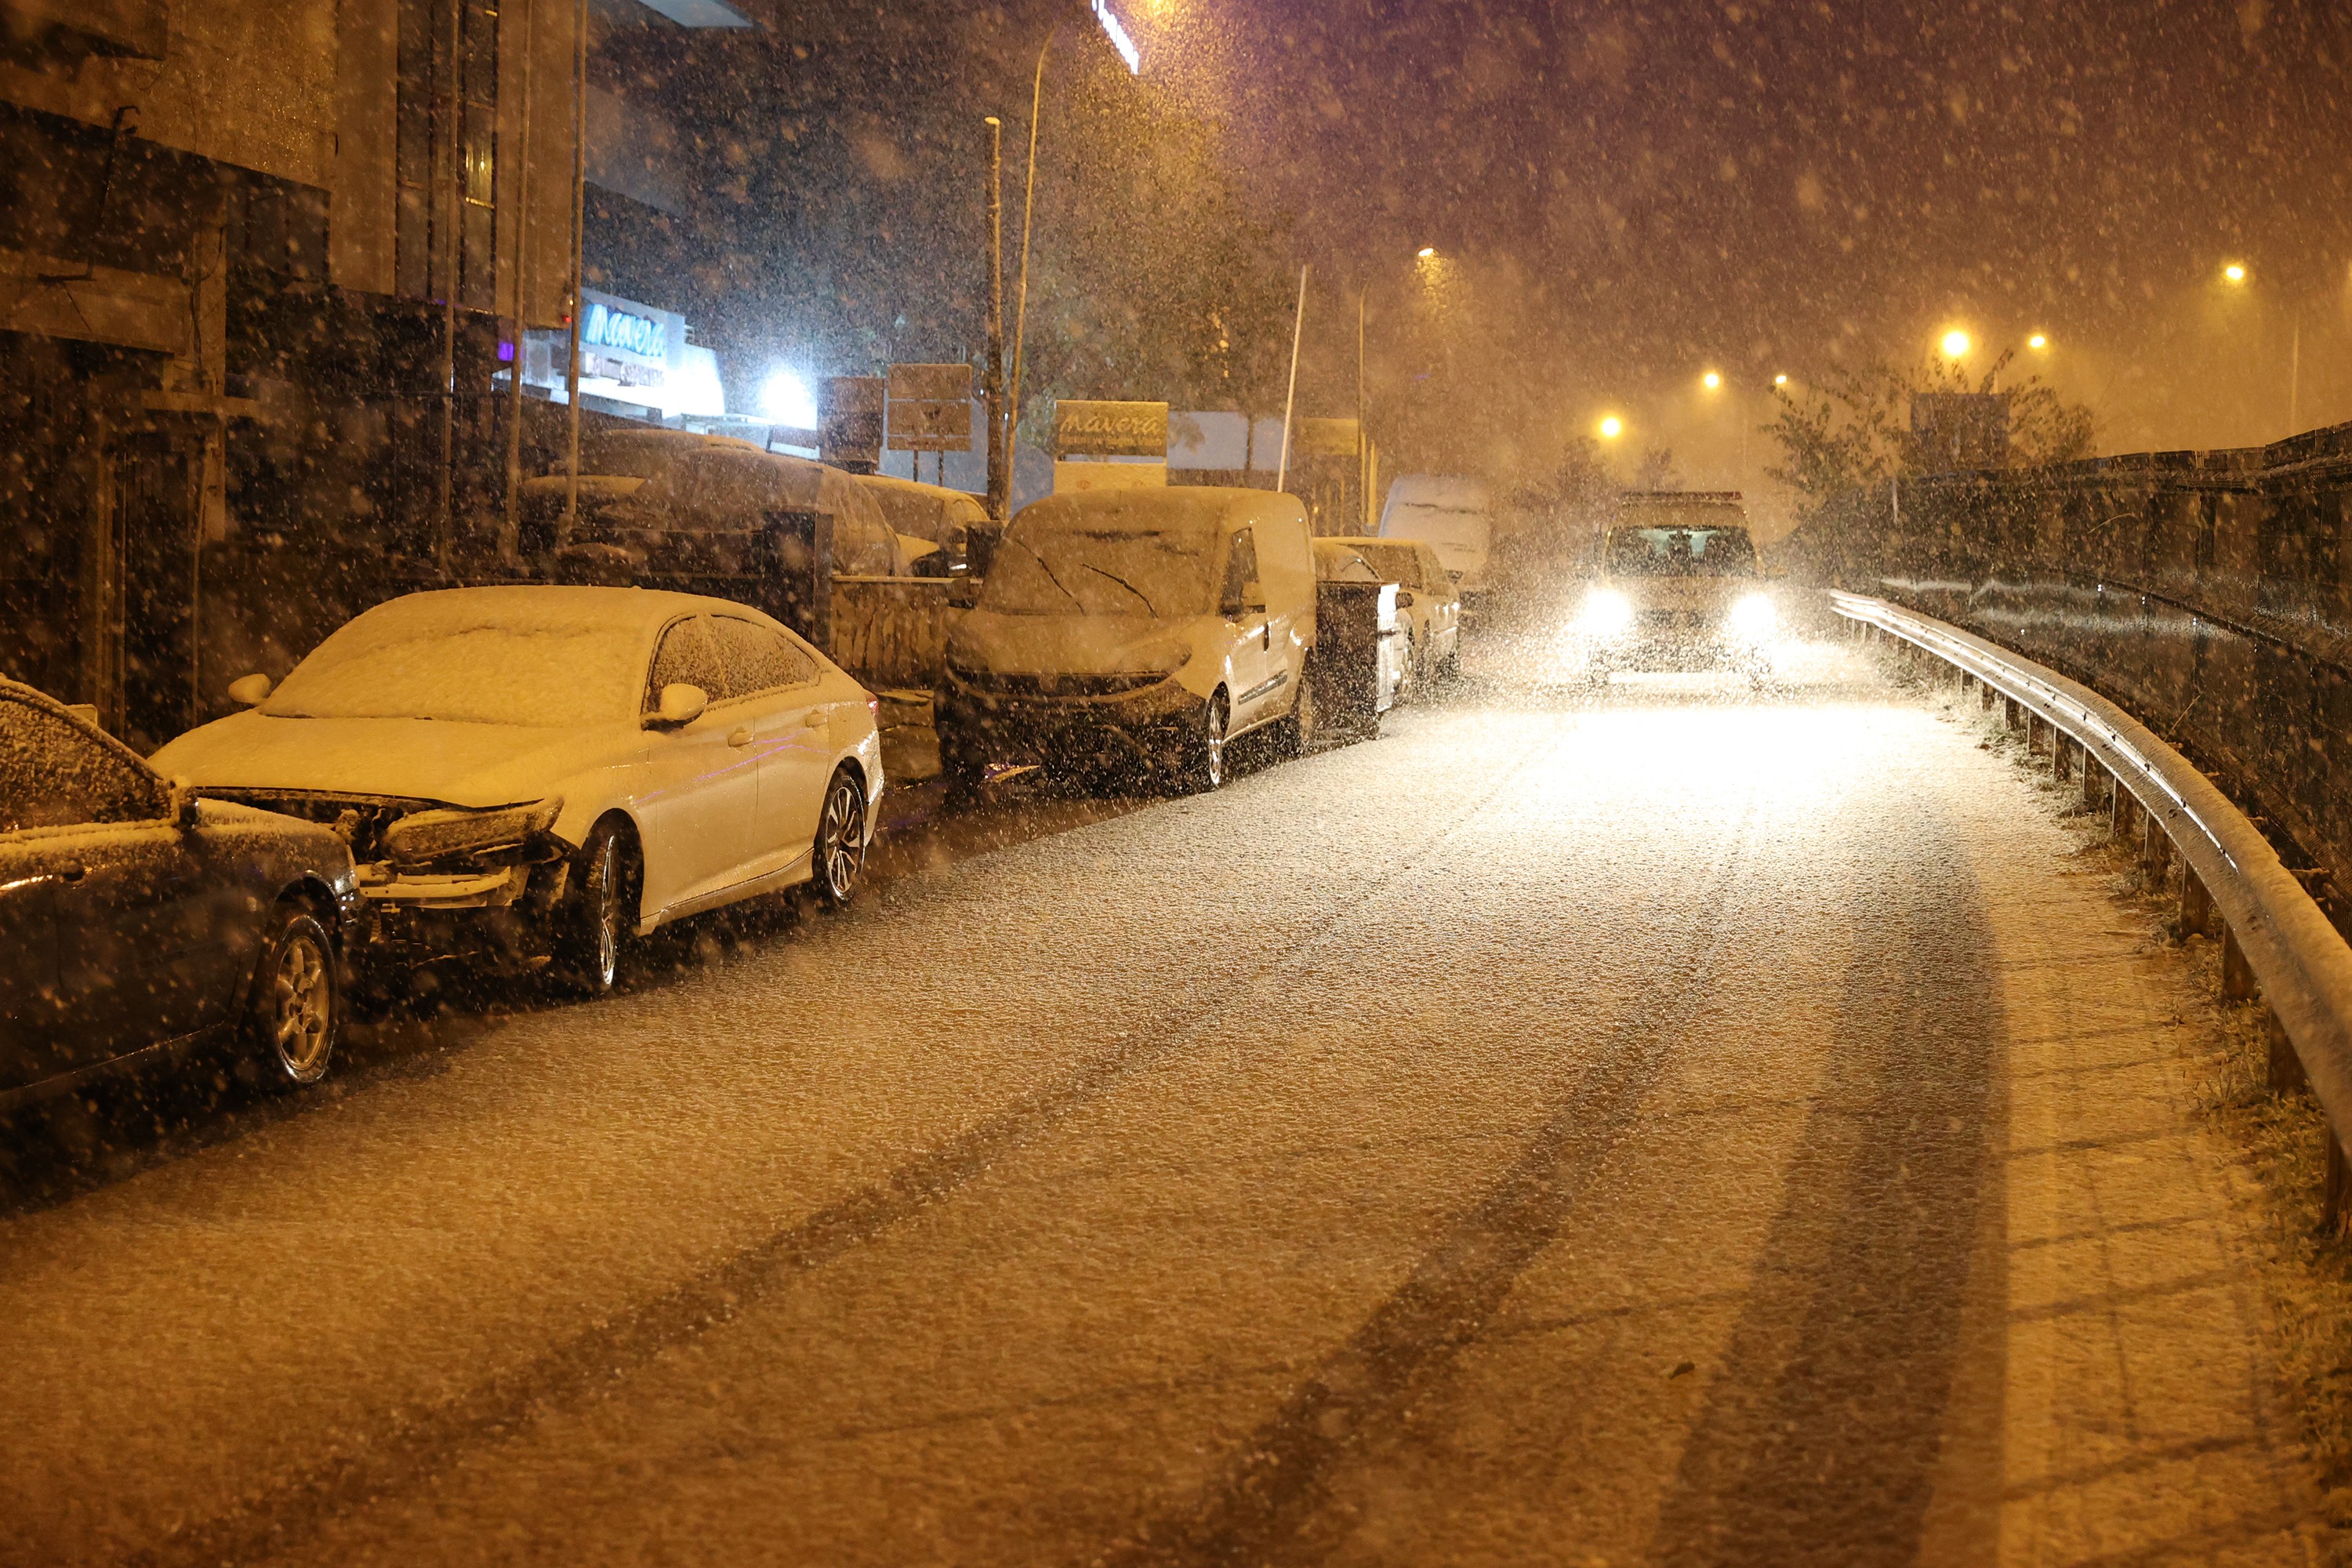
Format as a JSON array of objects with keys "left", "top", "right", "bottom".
[{"left": 937, "top": 673, "right": 1200, "bottom": 769}]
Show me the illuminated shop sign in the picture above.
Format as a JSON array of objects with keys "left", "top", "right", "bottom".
[{"left": 583, "top": 300, "right": 666, "bottom": 360}]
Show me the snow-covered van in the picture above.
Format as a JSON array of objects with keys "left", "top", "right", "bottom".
[
  {"left": 936, "top": 488, "right": 1319, "bottom": 793},
  {"left": 1377, "top": 474, "right": 1493, "bottom": 590}
]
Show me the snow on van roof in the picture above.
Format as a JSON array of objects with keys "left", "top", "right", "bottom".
[
  {"left": 1011, "top": 487, "right": 1304, "bottom": 535},
  {"left": 1384, "top": 474, "right": 1490, "bottom": 512}
]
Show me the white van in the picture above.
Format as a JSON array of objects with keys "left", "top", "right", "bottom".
[
  {"left": 938, "top": 488, "right": 1319, "bottom": 792},
  {"left": 1378, "top": 474, "right": 1493, "bottom": 590}
]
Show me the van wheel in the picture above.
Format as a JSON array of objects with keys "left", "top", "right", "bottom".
[
  {"left": 1276, "top": 662, "right": 1320, "bottom": 758},
  {"left": 811, "top": 767, "right": 868, "bottom": 909},
  {"left": 1167, "top": 691, "right": 1228, "bottom": 793},
  {"left": 938, "top": 719, "right": 987, "bottom": 801},
  {"left": 556, "top": 818, "right": 637, "bottom": 996}
]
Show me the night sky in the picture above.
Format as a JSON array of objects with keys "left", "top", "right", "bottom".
[{"left": 1130, "top": 0, "right": 2352, "bottom": 503}]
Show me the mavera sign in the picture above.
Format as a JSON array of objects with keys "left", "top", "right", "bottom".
[
  {"left": 583, "top": 299, "right": 666, "bottom": 360},
  {"left": 1053, "top": 400, "right": 1168, "bottom": 458}
]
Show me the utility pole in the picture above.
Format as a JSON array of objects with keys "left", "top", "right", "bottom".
[
  {"left": 983, "top": 114, "right": 1007, "bottom": 522},
  {"left": 2291, "top": 310, "right": 2303, "bottom": 432},
  {"left": 1276, "top": 264, "right": 1308, "bottom": 493},
  {"left": 1007, "top": 28, "right": 1054, "bottom": 499},
  {"left": 437, "top": 0, "right": 462, "bottom": 572},
  {"left": 1355, "top": 287, "right": 1367, "bottom": 532},
  {"left": 501, "top": 0, "right": 535, "bottom": 565},
  {"left": 562, "top": 0, "right": 586, "bottom": 528}
]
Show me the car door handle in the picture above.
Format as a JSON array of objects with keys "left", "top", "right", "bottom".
[
  {"left": 802, "top": 709, "right": 829, "bottom": 728},
  {"left": 55, "top": 864, "right": 85, "bottom": 883},
  {"left": 728, "top": 726, "right": 753, "bottom": 747}
]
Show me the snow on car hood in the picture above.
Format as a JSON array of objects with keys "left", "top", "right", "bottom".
[
  {"left": 151, "top": 710, "right": 627, "bottom": 809},
  {"left": 947, "top": 610, "right": 1194, "bottom": 677}
]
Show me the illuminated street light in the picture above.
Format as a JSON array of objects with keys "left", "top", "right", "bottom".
[
  {"left": 2027, "top": 332, "right": 2049, "bottom": 351},
  {"left": 1940, "top": 329, "right": 1972, "bottom": 358},
  {"left": 1597, "top": 415, "right": 1624, "bottom": 440},
  {"left": 1701, "top": 370, "right": 1722, "bottom": 390},
  {"left": 1092, "top": 1, "right": 1140, "bottom": 72},
  {"left": 2223, "top": 262, "right": 2248, "bottom": 285},
  {"left": 1417, "top": 246, "right": 1436, "bottom": 259},
  {"left": 1773, "top": 373, "right": 1789, "bottom": 387}
]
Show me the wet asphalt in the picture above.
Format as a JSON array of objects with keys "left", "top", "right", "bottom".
[{"left": 0, "top": 617, "right": 2319, "bottom": 1565}]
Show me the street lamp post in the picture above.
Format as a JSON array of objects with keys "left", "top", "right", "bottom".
[
  {"left": 983, "top": 115, "right": 1007, "bottom": 522},
  {"left": 1007, "top": 26, "right": 1057, "bottom": 506}
]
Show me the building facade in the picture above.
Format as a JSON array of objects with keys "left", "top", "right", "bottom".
[{"left": 0, "top": 0, "right": 753, "bottom": 749}]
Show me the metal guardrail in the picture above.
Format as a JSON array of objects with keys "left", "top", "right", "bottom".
[{"left": 1831, "top": 590, "right": 2352, "bottom": 1218}]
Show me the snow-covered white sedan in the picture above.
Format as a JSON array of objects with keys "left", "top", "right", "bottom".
[{"left": 151, "top": 586, "right": 883, "bottom": 994}]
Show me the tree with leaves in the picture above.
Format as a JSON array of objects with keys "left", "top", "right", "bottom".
[{"left": 1762, "top": 353, "right": 2094, "bottom": 523}]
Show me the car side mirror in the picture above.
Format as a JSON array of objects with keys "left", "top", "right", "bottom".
[
  {"left": 1395, "top": 589, "right": 1416, "bottom": 608},
  {"left": 169, "top": 779, "right": 201, "bottom": 831},
  {"left": 227, "top": 672, "right": 273, "bottom": 706},
  {"left": 652, "top": 682, "right": 708, "bottom": 727}
]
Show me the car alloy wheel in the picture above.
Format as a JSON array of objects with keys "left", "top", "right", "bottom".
[
  {"left": 813, "top": 768, "right": 867, "bottom": 909},
  {"left": 559, "top": 820, "right": 635, "bottom": 996},
  {"left": 1279, "top": 663, "right": 1319, "bottom": 758},
  {"left": 249, "top": 909, "right": 338, "bottom": 1087},
  {"left": 1170, "top": 692, "right": 1227, "bottom": 793}
]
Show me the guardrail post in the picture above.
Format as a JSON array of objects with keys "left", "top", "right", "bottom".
[
  {"left": 2328, "top": 1131, "right": 2352, "bottom": 1236},
  {"left": 2004, "top": 695, "right": 2023, "bottom": 730},
  {"left": 2053, "top": 734, "right": 2074, "bottom": 782},
  {"left": 1980, "top": 681, "right": 1997, "bottom": 713},
  {"left": 2267, "top": 1007, "right": 2309, "bottom": 1093},
  {"left": 2081, "top": 757, "right": 2107, "bottom": 809},
  {"left": 2222, "top": 925, "right": 2257, "bottom": 1001},
  {"left": 2140, "top": 811, "right": 2172, "bottom": 885},
  {"left": 2180, "top": 868, "right": 2215, "bottom": 938},
  {"left": 2112, "top": 784, "right": 2137, "bottom": 841}
]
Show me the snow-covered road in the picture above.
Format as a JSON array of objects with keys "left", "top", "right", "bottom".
[{"left": 0, "top": 634, "right": 2321, "bottom": 1565}]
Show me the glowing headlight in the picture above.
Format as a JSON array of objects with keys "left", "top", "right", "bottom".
[
  {"left": 1728, "top": 593, "right": 1777, "bottom": 640},
  {"left": 1577, "top": 588, "right": 1634, "bottom": 639}
]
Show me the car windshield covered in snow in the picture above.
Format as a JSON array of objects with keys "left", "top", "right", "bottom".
[
  {"left": 1345, "top": 541, "right": 1433, "bottom": 589},
  {"left": 983, "top": 523, "right": 1221, "bottom": 619},
  {"left": 1605, "top": 524, "right": 1759, "bottom": 579},
  {"left": 260, "top": 595, "right": 648, "bottom": 727}
]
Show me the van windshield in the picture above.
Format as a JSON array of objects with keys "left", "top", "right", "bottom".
[
  {"left": 982, "top": 526, "right": 1219, "bottom": 618},
  {"left": 1606, "top": 525, "right": 1758, "bottom": 578}
]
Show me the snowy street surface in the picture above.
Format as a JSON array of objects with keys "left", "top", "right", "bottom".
[{"left": 0, "top": 631, "right": 2321, "bottom": 1565}]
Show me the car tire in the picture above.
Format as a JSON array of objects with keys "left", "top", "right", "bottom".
[
  {"left": 1276, "top": 660, "right": 1320, "bottom": 759},
  {"left": 1167, "top": 691, "right": 1228, "bottom": 793},
  {"left": 811, "top": 766, "right": 869, "bottom": 910},
  {"left": 245, "top": 904, "right": 339, "bottom": 1088},
  {"left": 557, "top": 818, "right": 637, "bottom": 997}
]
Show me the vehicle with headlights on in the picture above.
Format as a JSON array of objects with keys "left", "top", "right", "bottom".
[
  {"left": 937, "top": 488, "right": 1319, "bottom": 794},
  {"left": 1570, "top": 492, "right": 1777, "bottom": 684},
  {"left": 2, "top": 679, "right": 361, "bottom": 1107},
  {"left": 150, "top": 586, "right": 882, "bottom": 997}
]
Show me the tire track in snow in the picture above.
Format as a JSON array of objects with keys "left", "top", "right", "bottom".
[
  {"left": 125, "top": 717, "right": 1584, "bottom": 1568},
  {"left": 1100, "top": 789, "right": 1764, "bottom": 1567}
]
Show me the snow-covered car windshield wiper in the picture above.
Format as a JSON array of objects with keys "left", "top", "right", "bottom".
[
  {"left": 1007, "top": 535, "right": 1082, "bottom": 608},
  {"left": 1080, "top": 563, "right": 1156, "bottom": 615}
]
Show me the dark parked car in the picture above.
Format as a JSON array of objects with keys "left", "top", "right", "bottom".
[{"left": 0, "top": 681, "right": 363, "bottom": 1109}]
